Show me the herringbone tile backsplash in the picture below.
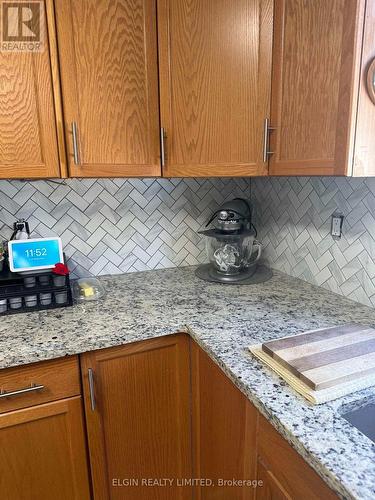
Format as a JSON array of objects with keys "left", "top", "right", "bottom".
[
  {"left": 2, "top": 175, "right": 375, "bottom": 309},
  {"left": 253, "top": 176, "right": 375, "bottom": 308},
  {"left": 0, "top": 178, "right": 250, "bottom": 278}
]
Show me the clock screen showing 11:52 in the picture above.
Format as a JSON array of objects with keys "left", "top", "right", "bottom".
[
  {"left": 12, "top": 240, "right": 62, "bottom": 270},
  {"left": 26, "top": 248, "right": 47, "bottom": 258}
]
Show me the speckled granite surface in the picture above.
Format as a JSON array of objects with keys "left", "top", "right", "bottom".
[{"left": 1, "top": 266, "right": 375, "bottom": 499}]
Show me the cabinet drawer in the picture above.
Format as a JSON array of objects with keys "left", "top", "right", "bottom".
[{"left": 0, "top": 356, "right": 81, "bottom": 413}]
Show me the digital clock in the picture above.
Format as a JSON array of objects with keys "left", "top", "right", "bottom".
[{"left": 8, "top": 237, "right": 64, "bottom": 272}]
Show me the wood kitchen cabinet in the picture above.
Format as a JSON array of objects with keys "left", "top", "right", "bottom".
[
  {"left": 158, "top": 0, "right": 273, "bottom": 177},
  {"left": 256, "top": 458, "right": 292, "bottom": 500},
  {"left": 256, "top": 414, "right": 338, "bottom": 500},
  {"left": 4, "top": 0, "right": 375, "bottom": 180},
  {"left": 191, "top": 341, "right": 258, "bottom": 499},
  {"left": 353, "top": 0, "right": 375, "bottom": 176},
  {"left": 0, "top": 338, "right": 344, "bottom": 499},
  {"left": 54, "top": 0, "right": 161, "bottom": 177},
  {"left": 80, "top": 333, "right": 192, "bottom": 499},
  {"left": 0, "top": 398, "right": 90, "bottom": 500},
  {"left": 0, "top": 0, "right": 61, "bottom": 178},
  {"left": 0, "top": 357, "right": 90, "bottom": 500},
  {"left": 269, "top": 0, "right": 365, "bottom": 176},
  {"left": 192, "top": 342, "right": 338, "bottom": 500}
]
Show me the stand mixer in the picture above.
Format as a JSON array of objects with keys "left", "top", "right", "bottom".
[{"left": 196, "top": 198, "right": 262, "bottom": 284}]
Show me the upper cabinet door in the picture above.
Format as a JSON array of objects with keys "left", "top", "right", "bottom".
[
  {"left": 55, "top": 0, "right": 161, "bottom": 177},
  {"left": 269, "top": 0, "right": 365, "bottom": 176},
  {"left": 158, "top": 0, "right": 273, "bottom": 177},
  {"left": 0, "top": 0, "right": 60, "bottom": 178},
  {"left": 353, "top": 1, "right": 375, "bottom": 176}
]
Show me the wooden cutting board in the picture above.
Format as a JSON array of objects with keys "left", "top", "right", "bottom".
[{"left": 262, "top": 324, "right": 375, "bottom": 390}]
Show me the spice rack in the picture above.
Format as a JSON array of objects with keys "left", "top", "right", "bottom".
[{"left": 0, "top": 258, "right": 73, "bottom": 316}]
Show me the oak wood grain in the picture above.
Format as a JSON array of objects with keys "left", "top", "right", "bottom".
[
  {"left": 45, "top": 0, "right": 68, "bottom": 178},
  {"left": 255, "top": 458, "right": 291, "bottom": 500},
  {"left": 81, "top": 334, "right": 192, "bottom": 499},
  {"left": 191, "top": 341, "right": 258, "bottom": 500},
  {"left": 158, "top": 0, "right": 273, "bottom": 177},
  {"left": 55, "top": 0, "right": 161, "bottom": 177},
  {"left": 0, "top": 0, "right": 60, "bottom": 178},
  {"left": 353, "top": 0, "right": 375, "bottom": 176},
  {"left": 0, "top": 356, "right": 81, "bottom": 414},
  {"left": 0, "top": 397, "right": 90, "bottom": 500},
  {"left": 257, "top": 414, "right": 338, "bottom": 500},
  {"left": 269, "top": 0, "right": 365, "bottom": 176}
]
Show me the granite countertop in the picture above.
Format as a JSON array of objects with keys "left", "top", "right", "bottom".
[{"left": 1, "top": 266, "right": 375, "bottom": 499}]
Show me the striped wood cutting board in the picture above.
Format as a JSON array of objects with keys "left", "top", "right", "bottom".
[{"left": 262, "top": 324, "right": 375, "bottom": 390}]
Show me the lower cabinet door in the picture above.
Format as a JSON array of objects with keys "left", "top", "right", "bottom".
[
  {"left": 255, "top": 458, "right": 291, "bottom": 500},
  {"left": 191, "top": 341, "right": 258, "bottom": 500},
  {"left": 81, "top": 333, "right": 192, "bottom": 500},
  {"left": 0, "top": 396, "right": 91, "bottom": 500},
  {"left": 257, "top": 414, "right": 338, "bottom": 499}
]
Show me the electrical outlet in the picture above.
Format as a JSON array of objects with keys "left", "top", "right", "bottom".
[{"left": 331, "top": 212, "right": 344, "bottom": 239}]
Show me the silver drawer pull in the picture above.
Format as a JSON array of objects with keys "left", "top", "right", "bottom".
[
  {"left": 88, "top": 368, "right": 96, "bottom": 411},
  {"left": 0, "top": 383, "right": 44, "bottom": 399}
]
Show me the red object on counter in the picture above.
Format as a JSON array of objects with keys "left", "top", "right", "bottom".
[{"left": 52, "top": 263, "right": 69, "bottom": 275}]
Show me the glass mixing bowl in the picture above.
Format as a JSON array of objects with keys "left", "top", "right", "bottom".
[{"left": 204, "top": 231, "right": 261, "bottom": 276}]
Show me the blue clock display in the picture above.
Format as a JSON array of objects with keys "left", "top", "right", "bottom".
[
  {"left": 25, "top": 248, "right": 47, "bottom": 258},
  {"left": 8, "top": 238, "right": 63, "bottom": 272}
]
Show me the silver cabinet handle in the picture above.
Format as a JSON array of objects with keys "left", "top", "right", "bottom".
[
  {"left": 88, "top": 368, "right": 96, "bottom": 411},
  {"left": 0, "top": 383, "right": 44, "bottom": 399},
  {"left": 367, "top": 58, "right": 375, "bottom": 105},
  {"left": 72, "top": 121, "right": 80, "bottom": 165},
  {"left": 160, "top": 127, "right": 166, "bottom": 167},
  {"left": 263, "top": 118, "right": 275, "bottom": 162}
]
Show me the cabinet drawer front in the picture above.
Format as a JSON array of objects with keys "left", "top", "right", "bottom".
[{"left": 0, "top": 356, "right": 81, "bottom": 413}]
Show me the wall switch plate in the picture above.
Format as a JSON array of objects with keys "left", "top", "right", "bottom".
[{"left": 331, "top": 211, "right": 344, "bottom": 239}]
